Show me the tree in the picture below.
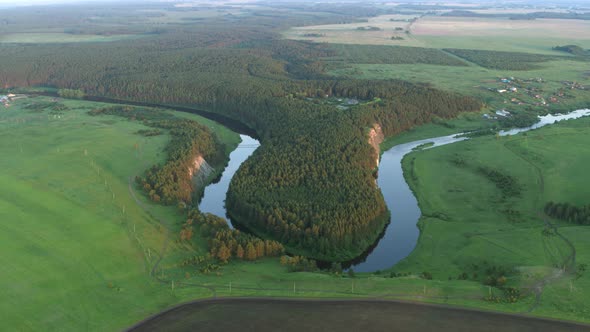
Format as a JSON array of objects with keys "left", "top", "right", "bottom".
[
  {"left": 236, "top": 244, "right": 244, "bottom": 259},
  {"left": 217, "top": 244, "right": 231, "bottom": 263},
  {"left": 347, "top": 268, "right": 355, "bottom": 278},
  {"left": 245, "top": 243, "right": 257, "bottom": 261},
  {"left": 58, "top": 88, "right": 85, "bottom": 99},
  {"left": 255, "top": 241, "right": 265, "bottom": 257},
  {"left": 280, "top": 255, "right": 289, "bottom": 265},
  {"left": 330, "top": 262, "right": 342, "bottom": 274}
]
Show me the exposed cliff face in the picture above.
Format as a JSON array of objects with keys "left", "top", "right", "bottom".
[
  {"left": 368, "top": 123, "right": 384, "bottom": 168},
  {"left": 189, "top": 155, "right": 214, "bottom": 189}
]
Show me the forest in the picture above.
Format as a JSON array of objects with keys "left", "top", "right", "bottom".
[
  {"left": 180, "top": 211, "right": 285, "bottom": 264},
  {"left": 0, "top": 9, "right": 482, "bottom": 262},
  {"left": 443, "top": 48, "right": 560, "bottom": 70},
  {"left": 324, "top": 44, "right": 468, "bottom": 66},
  {"left": 545, "top": 201, "right": 590, "bottom": 225},
  {"left": 442, "top": 10, "right": 590, "bottom": 21}
]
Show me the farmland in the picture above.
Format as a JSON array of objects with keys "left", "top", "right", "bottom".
[
  {"left": 286, "top": 15, "right": 590, "bottom": 55},
  {"left": 129, "top": 299, "right": 589, "bottom": 332},
  {"left": 284, "top": 14, "right": 419, "bottom": 46}
]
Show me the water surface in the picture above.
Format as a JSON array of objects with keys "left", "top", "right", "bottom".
[{"left": 198, "top": 135, "right": 259, "bottom": 227}]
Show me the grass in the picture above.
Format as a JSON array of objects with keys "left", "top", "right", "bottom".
[
  {"left": 137, "top": 8, "right": 249, "bottom": 24},
  {"left": 0, "top": 96, "right": 239, "bottom": 331},
  {"left": 284, "top": 14, "right": 416, "bottom": 46},
  {"left": 395, "top": 116, "right": 590, "bottom": 322}
]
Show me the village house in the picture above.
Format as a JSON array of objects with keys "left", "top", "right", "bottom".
[
  {"left": 495, "top": 109, "right": 511, "bottom": 117},
  {"left": 0, "top": 95, "right": 9, "bottom": 107}
]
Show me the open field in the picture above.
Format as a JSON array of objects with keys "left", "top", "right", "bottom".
[
  {"left": 285, "top": 15, "right": 590, "bottom": 54},
  {"left": 284, "top": 14, "right": 420, "bottom": 46},
  {"left": 395, "top": 116, "right": 590, "bottom": 323},
  {"left": 0, "top": 96, "right": 239, "bottom": 330},
  {"left": 413, "top": 17, "right": 590, "bottom": 54},
  {"left": 129, "top": 298, "right": 589, "bottom": 332},
  {"left": 469, "top": 9, "right": 570, "bottom": 15},
  {"left": 136, "top": 8, "right": 249, "bottom": 24},
  {"left": 0, "top": 33, "right": 142, "bottom": 44},
  {"left": 413, "top": 17, "right": 590, "bottom": 39}
]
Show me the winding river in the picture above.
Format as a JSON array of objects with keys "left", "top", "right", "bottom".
[
  {"left": 198, "top": 135, "right": 260, "bottom": 227},
  {"left": 198, "top": 109, "right": 590, "bottom": 272}
]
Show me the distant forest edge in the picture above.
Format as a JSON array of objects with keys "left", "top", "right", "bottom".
[
  {"left": 0, "top": 26, "right": 482, "bottom": 261},
  {"left": 442, "top": 10, "right": 590, "bottom": 21},
  {"left": 322, "top": 44, "right": 468, "bottom": 66},
  {"left": 443, "top": 49, "right": 570, "bottom": 71}
]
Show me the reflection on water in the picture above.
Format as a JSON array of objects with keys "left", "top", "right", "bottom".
[
  {"left": 499, "top": 109, "right": 590, "bottom": 136},
  {"left": 198, "top": 135, "right": 259, "bottom": 229}
]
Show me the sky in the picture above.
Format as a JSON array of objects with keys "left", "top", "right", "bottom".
[{"left": 0, "top": 0, "right": 130, "bottom": 6}]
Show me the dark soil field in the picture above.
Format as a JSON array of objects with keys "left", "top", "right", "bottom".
[{"left": 128, "top": 298, "right": 590, "bottom": 332}]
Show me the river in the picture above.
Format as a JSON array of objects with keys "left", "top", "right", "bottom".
[
  {"left": 198, "top": 135, "right": 260, "bottom": 227},
  {"left": 198, "top": 109, "right": 590, "bottom": 272}
]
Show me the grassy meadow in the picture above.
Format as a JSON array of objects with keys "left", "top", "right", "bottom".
[
  {"left": 394, "top": 116, "right": 590, "bottom": 322},
  {"left": 0, "top": 96, "right": 242, "bottom": 330}
]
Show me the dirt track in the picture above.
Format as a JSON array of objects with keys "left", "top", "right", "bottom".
[{"left": 127, "top": 298, "right": 590, "bottom": 332}]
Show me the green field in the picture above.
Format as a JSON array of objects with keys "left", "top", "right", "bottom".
[
  {"left": 395, "top": 116, "right": 590, "bottom": 322},
  {"left": 0, "top": 97, "right": 240, "bottom": 330}
]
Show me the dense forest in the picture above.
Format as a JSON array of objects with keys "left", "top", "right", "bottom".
[
  {"left": 0, "top": 5, "right": 482, "bottom": 261},
  {"left": 181, "top": 211, "right": 284, "bottom": 263},
  {"left": 443, "top": 49, "right": 559, "bottom": 70},
  {"left": 324, "top": 44, "right": 468, "bottom": 66},
  {"left": 442, "top": 10, "right": 590, "bottom": 21},
  {"left": 553, "top": 45, "right": 590, "bottom": 57},
  {"left": 545, "top": 202, "right": 590, "bottom": 225}
]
